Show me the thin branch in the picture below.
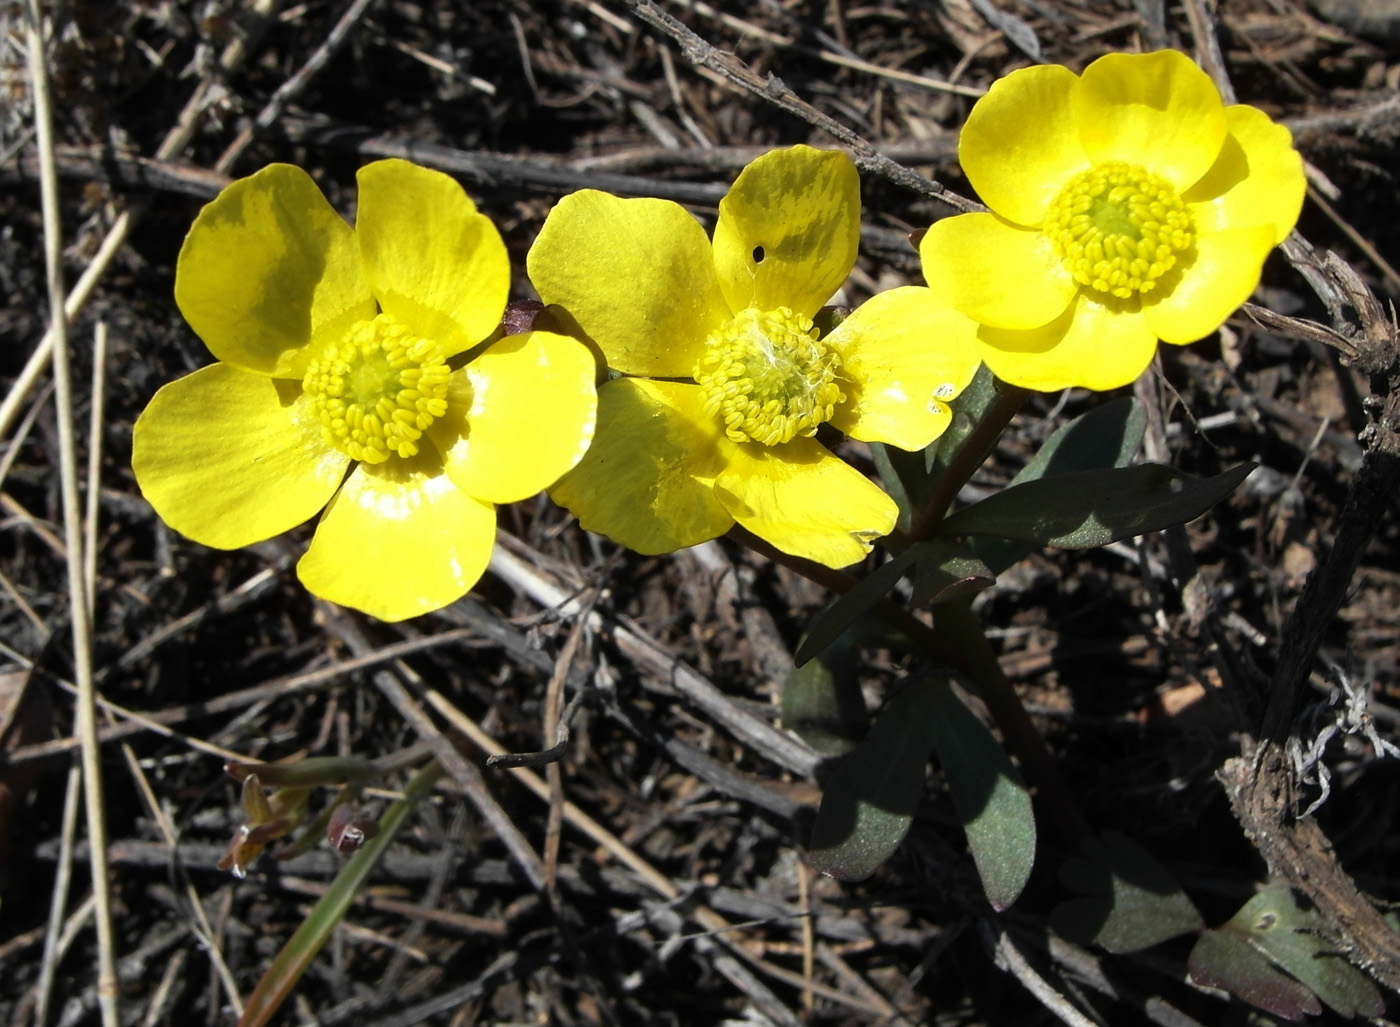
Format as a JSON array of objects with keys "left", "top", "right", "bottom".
[
  {"left": 488, "top": 542, "right": 822, "bottom": 778},
  {"left": 617, "top": 0, "right": 981, "bottom": 213},
  {"left": 982, "top": 923, "right": 1099, "bottom": 1027},
  {"left": 34, "top": 762, "right": 82, "bottom": 1027},
  {"left": 215, "top": 0, "right": 379, "bottom": 172},
  {"left": 432, "top": 692, "right": 894, "bottom": 1019}
]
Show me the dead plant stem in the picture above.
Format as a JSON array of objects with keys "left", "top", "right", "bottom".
[{"left": 24, "top": 4, "right": 117, "bottom": 1023}]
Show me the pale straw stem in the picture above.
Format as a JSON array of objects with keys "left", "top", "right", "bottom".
[{"left": 23, "top": 3, "right": 118, "bottom": 1025}]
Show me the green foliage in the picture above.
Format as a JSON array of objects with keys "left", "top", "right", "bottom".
[
  {"left": 781, "top": 632, "right": 869, "bottom": 756},
  {"left": 1051, "top": 830, "right": 1203, "bottom": 953},
  {"left": 808, "top": 678, "right": 942, "bottom": 881},
  {"left": 927, "top": 363, "right": 1003, "bottom": 484},
  {"left": 798, "top": 394, "right": 1255, "bottom": 890},
  {"left": 1189, "top": 885, "right": 1385, "bottom": 1020},
  {"left": 871, "top": 441, "right": 934, "bottom": 532},
  {"left": 941, "top": 462, "right": 1256, "bottom": 549},
  {"left": 794, "top": 538, "right": 992, "bottom": 666},
  {"left": 925, "top": 681, "right": 1035, "bottom": 910},
  {"left": 972, "top": 396, "right": 1145, "bottom": 572},
  {"left": 806, "top": 676, "right": 1034, "bottom": 909},
  {"left": 1189, "top": 925, "right": 1322, "bottom": 1020},
  {"left": 1013, "top": 397, "right": 1146, "bottom": 483},
  {"left": 906, "top": 549, "right": 999, "bottom": 609}
]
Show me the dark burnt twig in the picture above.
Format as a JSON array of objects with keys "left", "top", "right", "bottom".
[
  {"left": 1177, "top": 0, "right": 1400, "bottom": 996},
  {"left": 617, "top": 0, "right": 982, "bottom": 213}
]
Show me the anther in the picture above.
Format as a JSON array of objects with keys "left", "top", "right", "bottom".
[
  {"left": 694, "top": 306, "right": 844, "bottom": 446},
  {"left": 1043, "top": 161, "right": 1194, "bottom": 300},
  {"left": 302, "top": 315, "right": 451, "bottom": 463}
]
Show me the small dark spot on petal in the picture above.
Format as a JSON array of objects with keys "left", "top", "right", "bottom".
[{"left": 752, "top": 246, "right": 765, "bottom": 263}]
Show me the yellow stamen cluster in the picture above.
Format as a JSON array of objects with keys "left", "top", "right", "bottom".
[
  {"left": 1043, "top": 161, "right": 1194, "bottom": 300},
  {"left": 302, "top": 315, "right": 451, "bottom": 463},
  {"left": 694, "top": 306, "right": 844, "bottom": 446}
]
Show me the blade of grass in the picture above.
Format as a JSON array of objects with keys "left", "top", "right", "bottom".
[{"left": 236, "top": 759, "right": 445, "bottom": 1027}]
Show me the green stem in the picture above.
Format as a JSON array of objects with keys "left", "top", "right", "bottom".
[
  {"left": 909, "top": 383, "right": 1030, "bottom": 542},
  {"left": 226, "top": 741, "right": 434, "bottom": 789}
]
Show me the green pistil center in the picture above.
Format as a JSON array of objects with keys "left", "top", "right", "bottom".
[
  {"left": 1043, "top": 161, "right": 1194, "bottom": 300},
  {"left": 694, "top": 306, "right": 844, "bottom": 447},
  {"left": 302, "top": 315, "right": 450, "bottom": 463}
]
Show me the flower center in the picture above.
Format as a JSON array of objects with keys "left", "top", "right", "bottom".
[
  {"left": 302, "top": 314, "right": 451, "bottom": 463},
  {"left": 1043, "top": 161, "right": 1195, "bottom": 300},
  {"left": 694, "top": 306, "right": 845, "bottom": 447}
]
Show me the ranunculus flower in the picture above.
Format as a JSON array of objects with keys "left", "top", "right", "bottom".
[
  {"left": 133, "top": 160, "right": 597, "bottom": 621},
  {"left": 527, "top": 145, "right": 981, "bottom": 568},
  {"left": 921, "top": 50, "right": 1305, "bottom": 392}
]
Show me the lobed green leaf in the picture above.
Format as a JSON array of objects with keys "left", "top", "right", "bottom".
[
  {"left": 1051, "top": 830, "right": 1203, "bottom": 953},
  {"left": 1189, "top": 927, "right": 1321, "bottom": 1020},
  {"left": 808, "top": 678, "right": 941, "bottom": 881},
  {"left": 926, "top": 680, "right": 1035, "bottom": 910},
  {"left": 1226, "top": 885, "right": 1384, "bottom": 1018},
  {"left": 974, "top": 397, "right": 1146, "bottom": 572},
  {"left": 781, "top": 634, "right": 869, "bottom": 756},
  {"left": 942, "top": 462, "right": 1256, "bottom": 549}
]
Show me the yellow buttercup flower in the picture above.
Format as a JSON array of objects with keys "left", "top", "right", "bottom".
[
  {"left": 921, "top": 50, "right": 1305, "bottom": 392},
  {"left": 527, "top": 146, "right": 981, "bottom": 568},
  {"left": 133, "top": 159, "right": 597, "bottom": 622}
]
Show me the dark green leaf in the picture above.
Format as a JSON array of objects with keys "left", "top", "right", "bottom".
[
  {"left": 942, "top": 462, "right": 1256, "bottom": 550},
  {"left": 1228, "top": 885, "right": 1384, "bottom": 1018},
  {"left": 796, "top": 551, "right": 919, "bottom": 668},
  {"left": 781, "top": 636, "right": 868, "bottom": 757},
  {"left": 1016, "top": 397, "right": 1146, "bottom": 485},
  {"left": 1190, "top": 927, "right": 1321, "bottom": 1020},
  {"left": 926, "top": 681, "right": 1035, "bottom": 910},
  {"left": 809, "top": 679, "right": 941, "bottom": 881},
  {"left": 872, "top": 442, "right": 931, "bottom": 532},
  {"left": 1051, "top": 830, "right": 1204, "bottom": 953},
  {"left": 795, "top": 540, "right": 991, "bottom": 666},
  {"left": 974, "top": 398, "right": 1146, "bottom": 572},
  {"left": 908, "top": 550, "right": 996, "bottom": 608}
]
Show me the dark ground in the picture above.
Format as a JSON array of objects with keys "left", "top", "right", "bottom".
[{"left": 2, "top": 0, "right": 1400, "bottom": 1024}]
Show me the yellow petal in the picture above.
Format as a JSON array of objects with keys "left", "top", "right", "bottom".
[
  {"left": 959, "top": 64, "right": 1088, "bottom": 227},
  {"left": 978, "top": 293, "right": 1159, "bottom": 392},
  {"left": 1076, "top": 50, "right": 1228, "bottom": 192},
  {"left": 1144, "top": 224, "right": 1277, "bottom": 344},
  {"left": 527, "top": 191, "right": 730, "bottom": 377},
  {"left": 920, "top": 213, "right": 1077, "bottom": 330},
  {"left": 297, "top": 455, "right": 496, "bottom": 622},
  {"left": 712, "top": 146, "right": 861, "bottom": 318},
  {"left": 175, "top": 164, "right": 375, "bottom": 378},
  {"left": 713, "top": 437, "right": 897, "bottom": 568},
  {"left": 1184, "top": 105, "right": 1305, "bottom": 246},
  {"left": 355, "top": 159, "right": 509, "bottom": 358},
  {"left": 549, "top": 378, "right": 732, "bottom": 554},
  {"left": 430, "top": 331, "right": 598, "bottom": 504},
  {"left": 132, "top": 363, "right": 348, "bottom": 548},
  {"left": 826, "top": 287, "right": 982, "bottom": 451}
]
